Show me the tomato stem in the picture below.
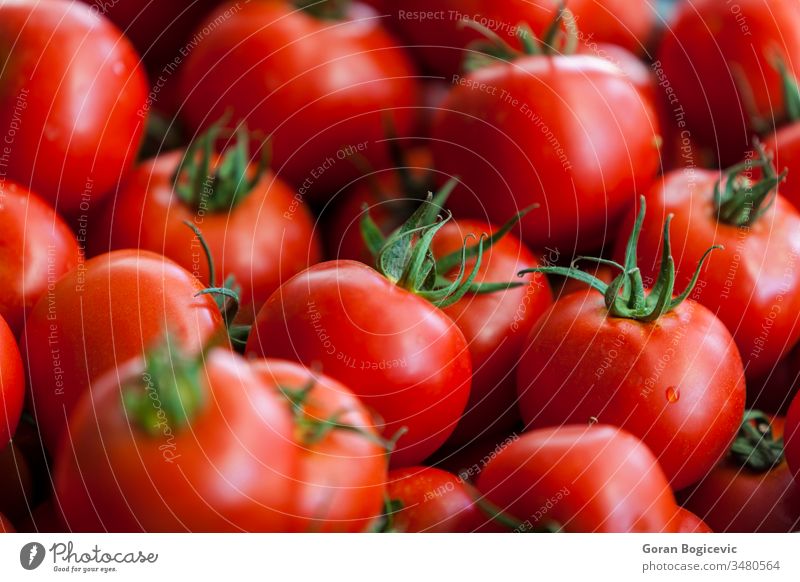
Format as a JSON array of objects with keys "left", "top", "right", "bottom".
[
  {"left": 713, "top": 140, "right": 788, "bottom": 227},
  {"left": 521, "top": 196, "right": 721, "bottom": 321},
  {"left": 774, "top": 55, "right": 800, "bottom": 123},
  {"left": 729, "top": 410, "right": 784, "bottom": 472},
  {"left": 294, "top": 0, "right": 348, "bottom": 20}
]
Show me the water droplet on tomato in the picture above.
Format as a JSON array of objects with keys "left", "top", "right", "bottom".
[{"left": 666, "top": 386, "right": 680, "bottom": 403}]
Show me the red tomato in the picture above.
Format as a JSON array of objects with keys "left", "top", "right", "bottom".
[
  {"left": 180, "top": 0, "right": 418, "bottom": 198},
  {"left": 657, "top": 0, "right": 800, "bottom": 165},
  {"left": 0, "top": 315, "right": 24, "bottom": 448},
  {"left": 97, "top": 135, "right": 322, "bottom": 322},
  {"left": 432, "top": 220, "right": 551, "bottom": 444},
  {"left": 0, "top": 182, "right": 80, "bottom": 336},
  {"left": 679, "top": 414, "right": 800, "bottom": 532},
  {"left": 567, "top": 0, "right": 658, "bottom": 56},
  {"left": 476, "top": 425, "right": 678, "bottom": 532},
  {"left": 432, "top": 54, "right": 659, "bottom": 252},
  {"left": 0, "top": 1, "right": 148, "bottom": 216},
  {"left": 0, "top": 512, "right": 13, "bottom": 533},
  {"left": 56, "top": 350, "right": 387, "bottom": 532},
  {"left": 246, "top": 261, "right": 472, "bottom": 467},
  {"left": 786, "top": 394, "right": 800, "bottom": 483},
  {"left": 612, "top": 161, "right": 800, "bottom": 381},
  {"left": 427, "top": 432, "right": 522, "bottom": 484},
  {"left": 669, "top": 507, "right": 714, "bottom": 534},
  {"left": 579, "top": 43, "right": 656, "bottom": 105},
  {"left": 385, "top": 466, "right": 487, "bottom": 532},
  {"left": 21, "top": 250, "right": 222, "bottom": 454}
]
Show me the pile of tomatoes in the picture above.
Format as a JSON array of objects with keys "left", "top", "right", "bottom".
[{"left": 2, "top": 0, "right": 800, "bottom": 533}]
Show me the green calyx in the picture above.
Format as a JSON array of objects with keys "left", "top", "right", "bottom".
[
  {"left": 521, "top": 196, "right": 720, "bottom": 322},
  {"left": 278, "top": 373, "right": 405, "bottom": 452},
  {"left": 714, "top": 140, "right": 788, "bottom": 227},
  {"left": 729, "top": 410, "right": 784, "bottom": 472},
  {"left": 294, "top": 0, "right": 348, "bottom": 20},
  {"left": 462, "top": 0, "right": 577, "bottom": 72},
  {"left": 183, "top": 221, "right": 249, "bottom": 349},
  {"left": 122, "top": 336, "right": 205, "bottom": 436},
  {"left": 774, "top": 55, "right": 800, "bottom": 123},
  {"left": 360, "top": 178, "right": 532, "bottom": 308},
  {"left": 173, "top": 116, "right": 269, "bottom": 215}
]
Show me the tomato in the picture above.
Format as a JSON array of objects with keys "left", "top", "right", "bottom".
[
  {"left": 246, "top": 260, "right": 471, "bottom": 467},
  {"left": 517, "top": 199, "right": 746, "bottom": 489},
  {"left": 432, "top": 42, "right": 659, "bottom": 252},
  {"left": 765, "top": 123, "right": 800, "bottom": 211},
  {"left": 56, "top": 349, "right": 387, "bottom": 532},
  {"left": 384, "top": 0, "right": 657, "bottom": 76},
  {"left": 96, "top": 125, "right": 322, "bottom": 322},
  {"left": 0, "top": 182, "right": 80, "bottom": 336},
  {"left": 21, "top": 250, "right": 222, "bottom": 454},
  {"left": 786, "top": 394, "right": 800, "bottom": 483},
  {"left": 0, "top": 315, "right": 24, "bottom": 448},
  {"left": 427, "top": 432, "right": 522, "bottom": 484},
  {"left": 180, "top": 0, "right": 418, "bottom": 198},
  {"left": 580, "top": 43, "right": 656, "bottom": 105},
  {"left": 0, "top": 1, "right": 148, "bottom": 217},
  {"left": 0, "top": 512, "right": 13, "bottom": 533},
  {"left": 669, "top": 507, "right": 714, "bottom": 534},
  {"left": 657, "top": 0, "right": 800, "bottom": 165},
  {"left": 679, "top": 413, "right": 800, "bottom": 532},
  {"left": 476, "top": 425, "right": 678, "bottom": 532},
  {"left": 612, "top": 150, "right": 800, "bottom": 381},
  {"left": 432, "top": 219, "right": 551, "bottom": 444},
  {"left": 384, "top": 466, "right": 487, "bottom": 532}
]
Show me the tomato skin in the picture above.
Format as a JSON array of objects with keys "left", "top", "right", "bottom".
[
  {"left": 566, "top": 0, "right": 658, "bottom": 56},
  {"left": 516, "top": 291, "right": 746, "bottom": 490},
  {"left": 669, "top": 507, "right": 714, "bottom": 534},
  {"left": 787, "top": 395, "right": 800, "bottom": 483},
  {"left": 180, "top": 1, "right": 418, "bottom": 198},
  {"left": 0, "top": 182, "right": 80, "bottom": 336},
  {"left": 386, "top": 466, "right": 487, "bottom": 532},
  {"left": 246, "top": 261, "right": 472, "bottom": 467},
  {"left": 612, "top": 171, "right": 800, "bottom": 381},
  {"left": 765, "top": 124, "right": 800, "bottom": 212},
  {"left": 432, "top": 55, "right": 659, "bottom": 252},
  {"left": 432, "top": 220, "right": 552, "bottom": 444},
  {"left": 0, "top": 316, "right": 24, "bottom": 448},
  {"left": 21, "top": 250, "right": 222, "bottom": 455},
  {"left": 0, "top": 1, "right": 147, "bottom": 216},
  {"left": 476, "top": 425, "right": 678, "bottom": 533},
  {"left": 96, "top": 151, "right": 322, "bottom": 322},
  {"left": 657, "top": 0, "right": 800, "bottom": 165},
  {"left": 55, "top": 352, "right": 386, "bottom": 532},
  {"left": 0, "top": 512, "right": 14, "bottom": 533},
  {"left": 679, "top": 418, "right": 800, "bottom": 533}
]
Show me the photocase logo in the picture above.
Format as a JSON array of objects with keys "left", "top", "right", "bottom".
[{"left": 20, "top": 542, "right": 46, "bottom": 570}]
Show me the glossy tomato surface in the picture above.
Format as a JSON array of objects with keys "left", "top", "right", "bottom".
[
  {"left": 22, "top": 250, "right": 222, "bottom": 454},
  {"left": 180, "top": 1, "right": 418, "bottom": 197},
  {"left": 432, "top": 55, "right": 659, "bottom": 252},
  {"left": 246, "top": 260, "right": 472, "bottom": 467},
  {"left": 476, "top": 425, "right": 679, "bottom": 532},
  {"left": 56, "top": 352, "right": 387, "bottom": 532},
  {"left": 516, "top": 291, "right": 746, "bottom": 489},
  {"left": 0, "top": 0, "right": 147, "bottom": 216},
  {"left": 0, "top": 316, "right": 24, "bottom": 447},
  {"left": 0, "top": 182, "right": 80, "bottom": 336}
]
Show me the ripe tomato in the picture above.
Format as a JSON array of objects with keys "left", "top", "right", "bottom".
[
  {"left": 96, "top": 126, "right": 322, "bottom": 322},
  {"left": 669, "top": 508, "right": 714, "bottom": 534},
  {"left": 679, "top": 413, "right": 800, "bottom": 532},
  {"left": 612, "top": 150, "right": 800, "bottom": 381},
  {"left": 246, "top": 260, "right": 471, "bottom": 467},
  {"left": 21, "top": 250, "right": 222, "bottom": 454},
  {"left": 566, "top": 0, "right": 658, "bottom": 56},
  {"left": 476, "top": 425, "right": 679, "bottom": 532},
  {"left": 432, "top": 47, "right": 659, "bottom": 252},
  {"left": 0, "top": 315, "right": 24, "bottom": 448},
  {"left": 0, "top": 512, "right": 13, "bottom": 533},
  {"left": 657, "top": 0, "right": 800, "bottom": 165},
  {"left": 517, "top": 199, "right": 746, "bottom": 489},
  {"left": 384, "top": 466, "right": 487, "bottom": 532},
  {"left": 786, "top": 394, "right": 800, "bottom": 483},
  {"left": 0, "top": 1, "right": 147, "bottom": 216},
  {"left": 432, "top": 219, "right": 551, "bottom": 444},
  {"left": 56, "top": 350, "right": 387, "bottom": 532},
  {"left": 180, "top": 0, "right": 418, "bottom": 198},
  {"left": 0, "top": 182, "right": 80, "bottom": 336}
]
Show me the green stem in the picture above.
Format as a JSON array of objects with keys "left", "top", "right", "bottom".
[
  {"left": 729, "top": 410, "right": 784, "bottom": 472},
  {"left": 294, "top": 0, "right": 348, "bottom": 20}
]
